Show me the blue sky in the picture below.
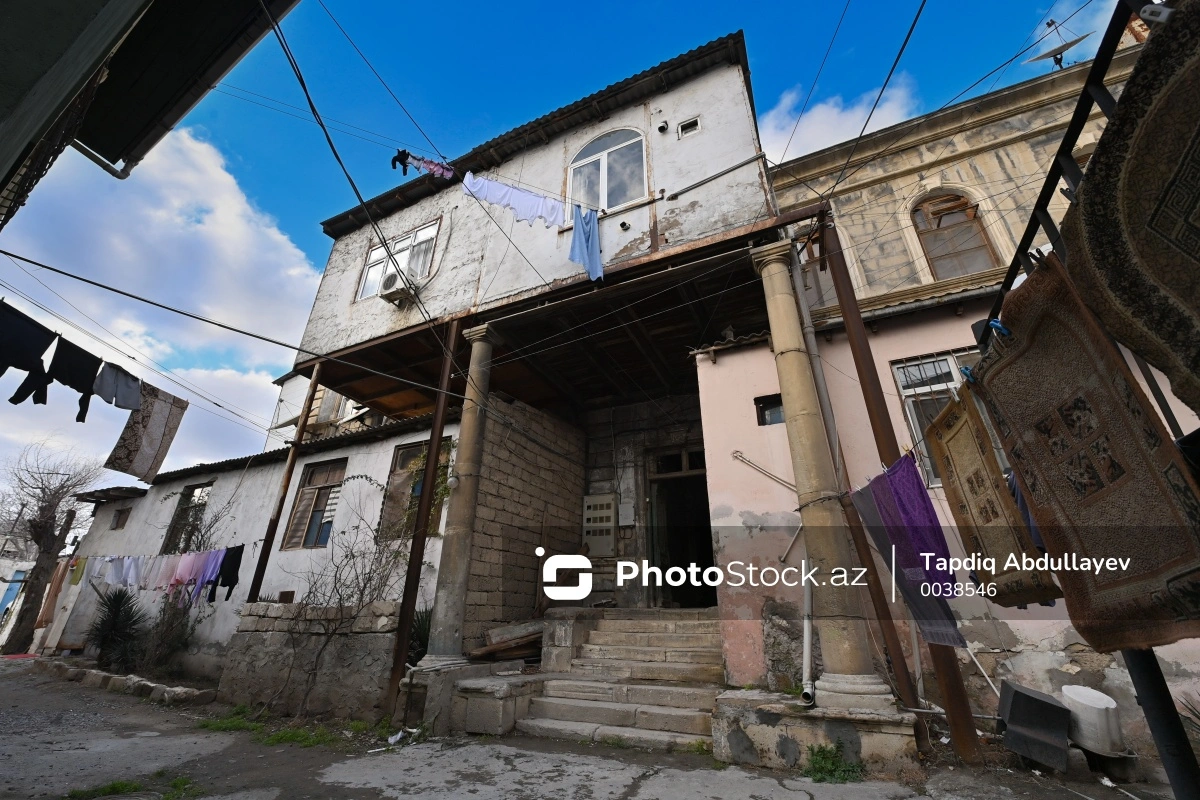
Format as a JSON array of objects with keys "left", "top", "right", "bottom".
[{"left": 0, "top": 0, "right": 1108, "bottom": 478}]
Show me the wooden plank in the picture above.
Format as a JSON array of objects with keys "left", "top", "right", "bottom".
[{"left": 484, "top": 620, "right": 544, "bottom": 647}]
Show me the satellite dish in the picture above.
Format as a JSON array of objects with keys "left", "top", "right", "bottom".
[{"left": 1026, "top": 32, "right": 1094, "bottom": 68}]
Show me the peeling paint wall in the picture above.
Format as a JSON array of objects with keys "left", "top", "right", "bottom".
[
  {"left": 299, "top": 64, "right": 769, "bottom": 359},
  {"left": 41, "top": 425, "right": 457, "bottom": 678}
]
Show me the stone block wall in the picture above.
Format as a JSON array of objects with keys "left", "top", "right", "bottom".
[
  {"left": 465, "top": 397, "right": 586, "bottom": 649},
  {"left": 218, "top": 601, "right": 398, "bottom": 721}
]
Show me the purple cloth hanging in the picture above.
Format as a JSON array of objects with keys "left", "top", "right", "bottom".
[
  {"left": 885, "top": 453, "right": 954, "bottom": 586},
  {"left": 859, "top": 469, "right": 966, "bottom": 648}
]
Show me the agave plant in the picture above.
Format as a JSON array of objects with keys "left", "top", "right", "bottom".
[
  {"left": 87, "top": 587, "right": 148, "bottom": 674},
  {"left": 1181, "top": 693, "right": 1200, "bottom": 737},
  {"left": 407, "top": 606, "right": 433, "bottom": 666}
]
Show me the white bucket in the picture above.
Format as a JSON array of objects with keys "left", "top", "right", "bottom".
[{"left": 1062, "top": 684, "right": 1124, "bottom": 755}]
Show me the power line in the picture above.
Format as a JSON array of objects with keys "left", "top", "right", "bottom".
[
  {"left": 825, "top": 0, "right": 927, "bottom": 197},
  {"left": 779, "top": 0, "right": 853, "bottom": 163}
]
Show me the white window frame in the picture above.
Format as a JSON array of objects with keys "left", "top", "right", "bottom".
[
  {"left": 356, "top": 220, "right": 440, "bottom": 301},
  {"left": 891, "top": 349, "right": 981, "bottom": 486},
  {"left": 568, "top": 129, "right": 648, "bottom": 214}
]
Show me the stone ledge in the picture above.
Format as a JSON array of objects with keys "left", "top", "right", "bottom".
[{"left": 41, "top": 660, "right": 216, "bottom": 706}]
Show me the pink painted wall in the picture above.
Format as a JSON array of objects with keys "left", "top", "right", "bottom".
[{"left": 696, "top": 343, "right": 803, "bottom": 686}]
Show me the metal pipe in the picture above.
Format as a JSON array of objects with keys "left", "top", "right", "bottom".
[
  {"left": 1130, "top": 352, "right": 1185, "bottom": 440},
  {"left": 1122, "top": 648, "right": 1200, "bottom": 799},
  {"left": 383, "top": 319, "right": 460, "bottom": 719},
  {"left": 666, "top": 152, "right": 766, "bottom": 201},
  {"left": 246, "top": 361, "right": 323, "bottom": 603},
  {"left": 822, "top": 218, "right": 981, "bottom": 764},
  {"left": 800, "top": 578, "right": 815, "bottom": 706},
  {"left": 69, "top": 140, "right": 136, "bottom": 179}
]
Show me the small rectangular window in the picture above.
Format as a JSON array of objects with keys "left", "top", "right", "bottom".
[
  {"left": 755, "top": 394, "right": 784, "bottom": 426},
  {"left": 110, "top": 508, "right": 131, "bottom": 530},
  {"left": 678, "top": 118, "right": 701, "bottom": 138},
  {"left": 160, "top": 484, "right": 212, "bottom": 554}
]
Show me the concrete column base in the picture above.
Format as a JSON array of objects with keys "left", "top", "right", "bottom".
[
  {"left": 815, "top": 672, "right": 897, "bottom": 712},
  {"left": 712, "top": 689, "right": 917, "bottom": 770}
]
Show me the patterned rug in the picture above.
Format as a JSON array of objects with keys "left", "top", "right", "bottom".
[
  {"left": 1062, "top": 0, "right": 1200, "bottom": 416},
  {"left": 974, "top": 252, "right": 1200, "bottom": 652},
  {"left": 926, "top": 383, "right": 1062, "bottom": 607}
]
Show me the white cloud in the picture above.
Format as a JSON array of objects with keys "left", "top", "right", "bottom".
[
  {"left": 0, "top": 127, "right": 317, "bottom": 482},
  {"left": 760, "top": 76, "right": 921, "bottom": 164}
]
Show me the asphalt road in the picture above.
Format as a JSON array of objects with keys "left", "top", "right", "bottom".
[{"left": 0, "top": 658, "right": 1176, "bottom": 800}]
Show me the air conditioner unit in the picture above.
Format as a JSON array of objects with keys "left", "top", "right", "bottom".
[{"left": 379, "top": 271, "right": 416, "bottom": 304}]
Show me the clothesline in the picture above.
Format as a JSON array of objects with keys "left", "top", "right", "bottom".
[{"left": 68, "top": 545, "right": 244, "bottom": 606}]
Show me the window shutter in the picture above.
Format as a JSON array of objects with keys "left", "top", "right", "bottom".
[
  {"left": 282, "top": 487, "right": 320, "bottom": 550},
  {"left": 379, "top": 467, "right": 416, "bottom": 541}
]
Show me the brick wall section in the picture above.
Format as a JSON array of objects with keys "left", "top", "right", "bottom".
[{"left": 464, "top": 396, "right": 586, "bottom": 649}]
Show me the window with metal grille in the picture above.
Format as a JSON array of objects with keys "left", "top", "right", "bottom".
[
  {"left": 911, "top": 194, "right": 998, "bottom": 280},
  {"left": 281, "top": 460, "right": 347, "bottom": 550}
]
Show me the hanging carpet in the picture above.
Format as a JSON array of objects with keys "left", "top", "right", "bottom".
[
  {"left": 926, "top": 382, "right": 1062, "bottom": 607},
  {"left": 1061, "top": 0, "right": 1200, "bottom": 416},
  {"left": 974, "top": 252, "right": 1200, "bottom": 652}
]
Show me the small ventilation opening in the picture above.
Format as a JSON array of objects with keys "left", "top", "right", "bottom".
[{"left": 678, "top": 118, "right": 700, "bottom": 138}]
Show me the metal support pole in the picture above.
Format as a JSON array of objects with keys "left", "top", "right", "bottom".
[
  {"left": 1130, "top": 353, "right": 1185, "bottom": 440},
  {"left": 1122, "top": 648, "right": 1200, "bottom": 799},
  {"left": 247, "top": 361, "right": 323, "bottom": 603},
  {"left": 383, "top": 320, "right": 460, "bottom": 717},
  {"left": 821, "top": 216, "right": 981, "bottom": 764}
]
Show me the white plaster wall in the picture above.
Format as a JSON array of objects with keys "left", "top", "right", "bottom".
[
  {"left": 299, "top": 64, "right": 769, "bottom": 358},
  {"left": 44, "top": 424, "right": 457, "bottom": 677}
]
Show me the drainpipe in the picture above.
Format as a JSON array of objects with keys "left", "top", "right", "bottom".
[
  {"left": 789, "top": 233, "right": 925, "bottom": 743},
  {"left": 800, "top": 579, "right": 815, "bottom": 706},
  {"left": 70, "top": 140, "right": 138, "bottom": 179}
]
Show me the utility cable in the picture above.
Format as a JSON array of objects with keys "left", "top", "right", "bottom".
[
  {"left": 825, "top": 0, "right": 927, "bottom": 197},
  {"left": 779, "top": 0, "right": 853, "bottom": 163}
]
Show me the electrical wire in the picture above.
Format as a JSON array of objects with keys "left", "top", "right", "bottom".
[
  {"left": 779, "top": 0, "right": 853, "bottom": 164},
  {"left": 825, "top": 0, "right": 928, "bottom": 197}
]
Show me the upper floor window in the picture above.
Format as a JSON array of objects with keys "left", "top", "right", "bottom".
[
  {"left": 282, "top": 459, "right": 347, "bottom": 549},
  {"left": 892, "top": 350, "right": 984, "bottom": 486},
  {"left": 357, "top": 221, "right": 439, "bottom": 300},
  {"left": 911, "top": 194, "right": 998, "bottom": 280},
  {"left": 160, "top": 483, "right": 212, "bottom": 554},
  {"left": 569, "top": 129, "right": 646, "bottom": 212}
]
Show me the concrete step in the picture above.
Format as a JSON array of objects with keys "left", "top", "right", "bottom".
[
  {"left": 602, "top": 607, "right": 718, "bottom": 620},
  {"left": 529, "top": 696, "right": 711, "bottom": 736},
  {"left": 593, "top": 619, "right": 721, "bottom": 635},
  {"left": 579, "top": 644, "right": 722, "bottom": 664},
  {"left": 570, "top": 658, "right": 724, "bottom": 684},
  {"left": 586, "top": 631, "right": 721, "bottom": 648},
  {"left": 515, "top": 717, "right": 711, "bottom": 752},
  {"left": 543, "top": 679, "right": 720, "bottom": 711}
]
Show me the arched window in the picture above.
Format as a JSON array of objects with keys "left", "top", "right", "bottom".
[
  {"left": 911, "top": 193, "right": 998, "bottom": 280},
  {"left": 569, "top": 129, "right": 646, "bottom": 212}
]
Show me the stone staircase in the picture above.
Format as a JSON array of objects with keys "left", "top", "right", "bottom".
[{"left": 515, "top": 609, "right": 724, "bottom": 750}]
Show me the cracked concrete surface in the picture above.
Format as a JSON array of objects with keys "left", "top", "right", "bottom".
[{"left": 0, "top": 659, "right": 1178, "bottom": 799}]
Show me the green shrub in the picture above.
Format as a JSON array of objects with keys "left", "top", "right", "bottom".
[
  {"left": 407, "top": 605, "right": 433, "bottom": 666},
  {"left": 800, "top": 740, "right": 865, "bottom": 783},
  {"left": 86, "top": 588, "right": 147, "bottom": 673}
]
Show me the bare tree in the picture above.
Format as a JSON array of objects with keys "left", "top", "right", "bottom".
[{"left": 0, "top": 442, "right": 101, "bottom": 654}]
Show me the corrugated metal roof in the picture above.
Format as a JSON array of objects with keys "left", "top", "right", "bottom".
[
  {"left": 149, "top": 409, "right": 459, "bottom": 486},
  {"left": 321, "top": 32, "right": 751, "bottom": 239},
  {"left": 74, "top": 486, "right": 148, "bottom": 504}
]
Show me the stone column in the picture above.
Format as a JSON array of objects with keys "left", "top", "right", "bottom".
[
  {"left": 751, "top": 241, "right": 892, "bottom": 710},
  {"left": 420, "top": 324, "right": 496, "bottom": 668}
]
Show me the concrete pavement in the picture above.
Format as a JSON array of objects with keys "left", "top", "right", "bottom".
[{"left": 0, "top": 658, "right": 1176, "bottom": 799}]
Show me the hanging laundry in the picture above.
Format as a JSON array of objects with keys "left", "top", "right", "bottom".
[
  {"left": 462, "top": 171, "right": 564, "bottom": 228},
  {"left": 1058, "top": 1, "right": 1200, "bottom": 417},
  {"left": 925, "top": 382, "right": 1061, "bottom": 607},
  {"left": 569, "top": 204, "right": 602, "bottom": 281},
  {"left": 43, "top": 337, "right": 102, "bottom": 422},
  {"left": 884, "top": 454, "right": 955, "bottom": 586},
  {"left": 69, "top": 557, "right": 89, "bottom": 586},
  {"left": 104, "top": 383, "right": 189, "bottom": 482},
  {"left": 852, "top": 480, "right": 966, "bottom": 648},
  {"left": 103, "top": 556, "right": 123, "bottom": 585},
  {"left": 1, "top": 301, "right": 57, "bottom": 403},
  {"left": 391, "top": 149, "right": 454, "bottom": 180},
  {"left": 208, "top": 544, "right": 244, "bottom": 602},
  {"left": 155, "top": 554, "right": 182, "bottom": 590},
  {"left": 119, "top": 554, "right": 141, "bottom": 588},
  {"left": 192, "top": 549, "right": 226, "bottom": 605},
  {"left": 93, "top": 362, "right": 142, "bottom": 411},
  {"left": 34, "top": 560, "right": 70, "bottom": 629},
  {"left": 138, "top": 555, "right": 159, "bottom": 590},
  {"left": 170, "top": 552, "right": 203, "bottom": 588},
  {"left": 974, "top": 252, "right": 1200, "bottom": 653}
]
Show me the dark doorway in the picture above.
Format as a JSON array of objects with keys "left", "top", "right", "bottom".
[{"left": 649, "top": 472, "right": 716, "bottom": 608}]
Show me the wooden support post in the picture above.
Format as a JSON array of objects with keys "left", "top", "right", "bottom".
[
  {"left": 246, "top": 361, "right": 323, "bottom": 603},
  {"left": 822, "top": 217, "right": 981, "bottom": 764}
]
